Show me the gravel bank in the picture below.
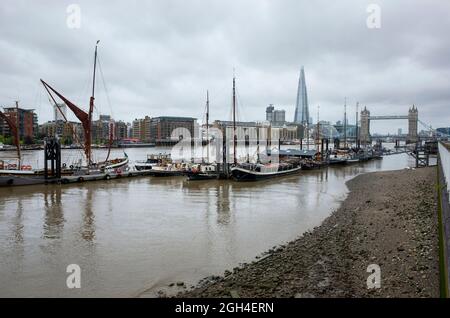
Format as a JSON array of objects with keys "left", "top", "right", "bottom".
[{"left": 178, "top": 167, "right": 439, "bottom": 298}]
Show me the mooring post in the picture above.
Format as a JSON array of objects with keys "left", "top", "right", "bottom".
[
  {"left": 334, "top": 138, "right": 340, "bottom": 149},
  {"left": 44, "top": 139, "right": 48, "bottom": 180},
  {"left": 415, "top": 141, "right": 419, "bottom": 168},
  {"left": 56, "top": 140, "right": 61, "bottom": 178},
  {"left": 44, "top": 138, "right": 61, "bottom": 180}
]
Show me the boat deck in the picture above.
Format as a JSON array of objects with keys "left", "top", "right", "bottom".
[{"left": 0, "top": 170, "right": 156, "bottom": 187}]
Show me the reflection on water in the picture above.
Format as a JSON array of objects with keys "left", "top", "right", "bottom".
[
  {"left": 0, "top": 149, "right": 417, "bottom": 297},
  {"left": 81, "top": 188, "right": 95, "bottom": 242},
  {"left": 43, "top": 188, "right": 64, "bottom": 240}
]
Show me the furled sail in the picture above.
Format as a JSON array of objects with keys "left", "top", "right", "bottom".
[{"left": 40, "top": 79, "right": 93, "bottom": 163}]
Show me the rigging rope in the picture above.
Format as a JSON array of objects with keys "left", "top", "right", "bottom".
[{"left": 97, "top": 56, "right": 114, "bottom": 119}]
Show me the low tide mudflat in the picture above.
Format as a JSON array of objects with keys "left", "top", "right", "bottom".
[{"left": 181, "top": 167, "right": 439, "bottom": 298}]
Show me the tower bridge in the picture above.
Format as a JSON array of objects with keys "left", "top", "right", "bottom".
[
  {"left": 360, "top": 105, "right": 418, "bottom": 144},
  {"left": 369, "top": 115, "right": 409, "bottom": 120}
]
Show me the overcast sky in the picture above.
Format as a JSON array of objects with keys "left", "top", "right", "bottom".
[{"left": 1, "top": 0, "right": 449, "bottom": 133}]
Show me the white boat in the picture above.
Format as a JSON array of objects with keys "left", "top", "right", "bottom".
[
  {"left": 186, "top": 163, "right": 219, "bottom": 180},
  {"left": 135, "top": 154, "right": 171, "bottom": 171},
  {"left": 41, "top": 41, "right": 128, "bottom": 175}
]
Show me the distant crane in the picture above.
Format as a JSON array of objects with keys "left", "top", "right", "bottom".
[{"left": 418, "top": 119, "right": 450, "bottom": 138}]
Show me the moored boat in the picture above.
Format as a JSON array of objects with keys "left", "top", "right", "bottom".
[
  {"left": 328, "top": 149, "right": 351, "bottom": 165},
  {"left": 148, "top": 164, "right": 187, "bottom": 177},
  {"left": 301, "top": 159, "right": 328, "bottom": 170},
  {"left": 186, "top": 163, "right": 218, "bottom": 180},
  {"left": 40, "top": 40, "right": 128, "bottom": 175},
  {"left": 231, "top": 161, "right": 302, "bottom": 181},
  {"left": 185, "top": 91, "right": 219, "bottom": 181},
  {"left": 135, "top": 153, "right": 171, "bottom": 171},
  {"left": 0, "top": 102, "right": 45, "bottom": 177},
  {"left": 0, "top": 174, "right": 46, "bottom": 187},
  {"left": 102, "top": 155, "right": 129, "bottom": 171},
  {"left": 134, "top": 153, "right": 186, "bottom": 176},
  {"left": 346, "top": 157, "right": 360, "bottom": 163}
]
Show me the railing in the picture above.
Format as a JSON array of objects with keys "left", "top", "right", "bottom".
[
  {"left": 439, "top": 142, "right": 450, "bottom": 202},
  {"left": 437, "top": 142, "right": 450, "bottom": 297}
]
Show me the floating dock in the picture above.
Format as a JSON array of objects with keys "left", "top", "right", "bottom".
[{"left": 0, "top": 169, "right": 156, "bottom": 187}]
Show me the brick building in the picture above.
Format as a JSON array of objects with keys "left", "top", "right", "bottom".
[
  {"left": 150, "top": 116, "right": 196, "bottom": 142},
  {"left": 1, "top": 106, "right": 38, "bottom": 141}
]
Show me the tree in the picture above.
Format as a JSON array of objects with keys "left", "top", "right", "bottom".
[{"left": 1, "top": 136, "right": 13, "bottom": 145}]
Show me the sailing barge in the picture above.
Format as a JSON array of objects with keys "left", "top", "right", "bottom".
[
  {"left": 0, "top": 41, "right": 128, "bottom": 187},
  {"left": 185, "top": 90, "right": 220, "bottom": 181},
  {"left": 40, "top": 40, "right": 128, "bottom": 173}
]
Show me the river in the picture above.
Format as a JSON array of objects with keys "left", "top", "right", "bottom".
[{"left": 0, "top": 146, "right": 416, "bottom": 297}]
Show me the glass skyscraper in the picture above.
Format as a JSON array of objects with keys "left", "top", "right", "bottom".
[{"left": 294, "top": 66, "right": 310, "bottom": 125}]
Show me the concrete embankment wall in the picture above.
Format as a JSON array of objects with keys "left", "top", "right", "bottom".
[{"left": 437, "top": 142, "right": 450, "bottom": 297}]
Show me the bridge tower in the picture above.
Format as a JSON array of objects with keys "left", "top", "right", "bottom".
[
  {"left": 407, "top": 105, "right": 418, "bottom": 143},
  {"left": 360, "top": 106, "right": 370, "bottom": 145}
]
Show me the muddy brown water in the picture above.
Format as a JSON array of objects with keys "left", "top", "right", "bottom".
[{"left": 0, "top": 146, "right": 416, "bottom": 297}]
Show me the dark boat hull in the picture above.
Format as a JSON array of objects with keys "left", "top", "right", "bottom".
[
  {"left": 302, "top": 162, "right": 328, "bottom": 170},
  {"left": 135, "top": 165, "right": 152, "bottom": 171},
  {"left": 149, "top": 170, "right": 185, "bottom": 177},
  {"left": 231, "top": 166, "right": 301, "bottom": 181},
  {"left": 0, "top": 175, "right": 46, "bottom": 187},
  {"left": 186, "top": 172, "right": 218, "bottom": 181},
  {"left": 328, "top": 159, "right": 348, "bottom": 165}
]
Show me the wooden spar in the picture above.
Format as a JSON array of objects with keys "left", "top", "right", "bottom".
[
  {"left": 256, "top": 125, "right": 260, "bottom": 163},
  {"left": 15, "top": 101, "right": 21, "bottom": 169},
  {"left": 88, "top": 40, "right": 100, "bottom": 165},
  {"left": 344, "top": 97, "right": 347, "bottom": 148},
  {"left": 355, "top": 102, "right": 359, "bottom": 148},
  {"left": 89, "top": 41, "right": 114, "bottom": 164},
  {"left": 316, "top": 105, "right": 320, "bottom": 153},
  {"left": 0, "top": 105, "right": 21, "bottom": 167},
  {"left": 232, "top": 76, "right": 237, "bottom": 164},
  {"left": 306, "top": 122, "right": 309, "bottom": 150},
  {"left": 206, "top": 90, "right": 209, "bottom": 163},
  {"left": 91, "top": 41, "right": 99, "bottom": 100}
]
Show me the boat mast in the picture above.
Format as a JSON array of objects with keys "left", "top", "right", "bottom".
[
  {"left": 0, "top": 103, "right": 22, "bottom": 168},
  {"left": 316, "top": 105, "right": 320, "bottom": 153},
  {"left": 87, "top": 40, "right": 100, "bottom": 165},
  {"left": 232, "top": 75, "right": 237, "bottom": 165},
  {"left": 355, "top": 101, "right": 359, "bottom": 149},
  {"left": 306, "top": 122, "right": 309, "bottom": 150},
  {"left": 344, "top": 97, "right": 347, "bottom": 148},
  {"left": 256, "top": 125, "right": 260, "bottom": 163},
  {"left": 15, "top": 101, "right": 22, "bottom": 169},
  {"left": 206, "top": 90, "right": 210, "bottom": 163}
]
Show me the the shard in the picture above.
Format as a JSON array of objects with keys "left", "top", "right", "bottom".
[{"left": 294, "top": 66, "right": 309, "bottom": 124}]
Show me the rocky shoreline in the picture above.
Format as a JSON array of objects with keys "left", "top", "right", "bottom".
[{"left": 177, "top": 167, "right": 439, "bottom": 298}]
